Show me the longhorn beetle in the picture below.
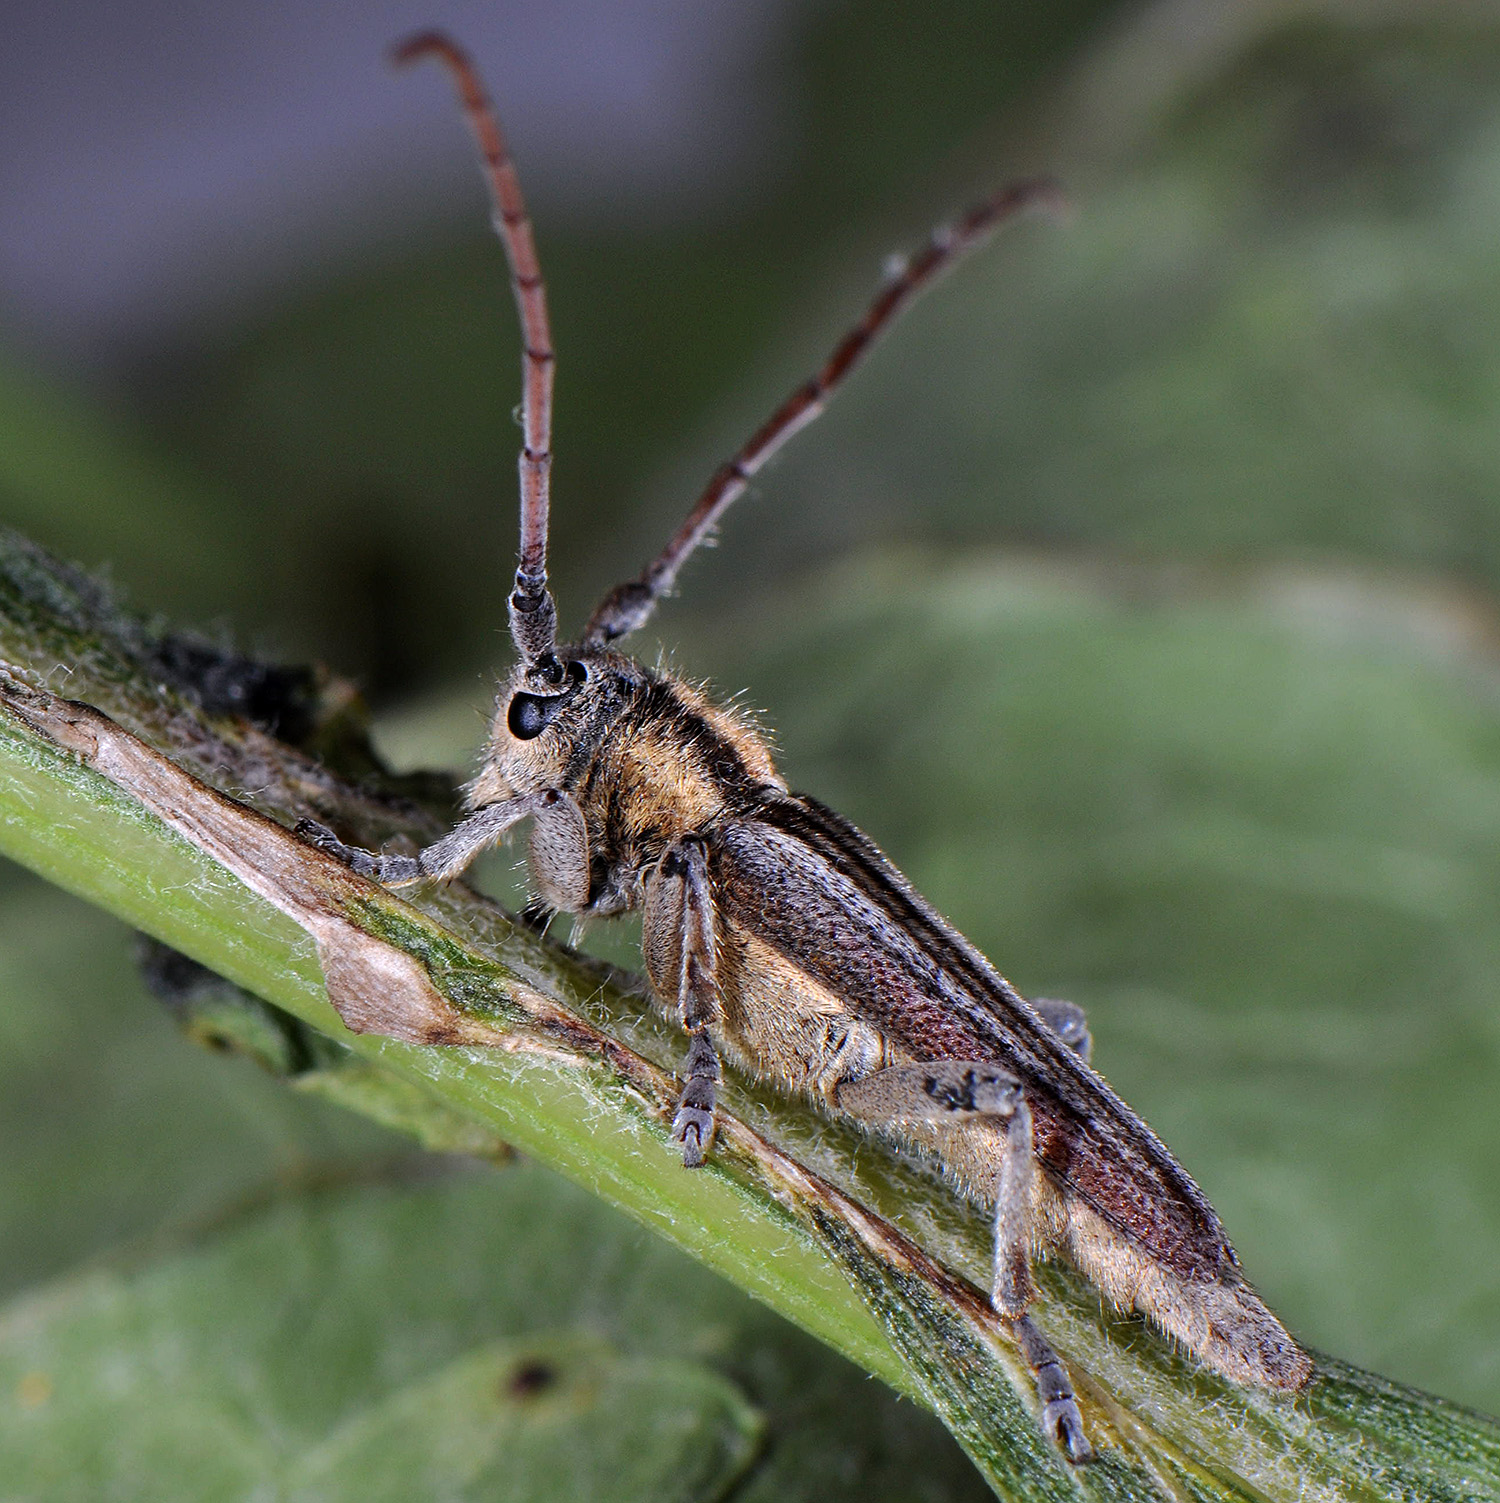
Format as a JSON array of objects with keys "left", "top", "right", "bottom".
[{"left": 301, "top": 32, "right": 1313, "bottom": 1461}]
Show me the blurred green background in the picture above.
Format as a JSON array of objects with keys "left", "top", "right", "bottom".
[{"left": 4, "top": 1, "right": 1500, "bottom": 1495}]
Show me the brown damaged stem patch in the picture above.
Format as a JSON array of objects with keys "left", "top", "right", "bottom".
[{"left": 0, "top": 674, "right": 473, "bottom": 1048}]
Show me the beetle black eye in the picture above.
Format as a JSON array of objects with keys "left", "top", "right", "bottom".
[{"left": 508, "top": 692, "right": 566, "bottom": 740}]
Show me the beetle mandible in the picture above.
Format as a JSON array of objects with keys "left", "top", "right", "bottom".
[{"left": 301, "top": 31, "right": 1313, "bottom": 1462}]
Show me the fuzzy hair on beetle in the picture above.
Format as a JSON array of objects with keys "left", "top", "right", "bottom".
[{"left": 300, "top": 30, "right": 1313, "bottom": 1463}]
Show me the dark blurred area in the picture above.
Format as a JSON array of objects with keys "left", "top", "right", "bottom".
[{"left": 4, "top": 0, "right": 1500, "bottom": 1463}]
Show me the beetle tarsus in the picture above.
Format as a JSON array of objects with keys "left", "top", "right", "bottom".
[
  {"left": 1011, "top": 1313, "right": 1092, "bottom": 1463},
  {"left": 296, "top": 818, "right": 424, "bottom": 883},
  {"left": 296, "top": 818, "right": 379, "bottom": 878},
  {"left": 673, "top": 1029, "right": 720, "bottom": 1168}
]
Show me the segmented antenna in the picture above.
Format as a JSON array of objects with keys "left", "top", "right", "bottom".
[
  {"left": 394, "top": 31, "right": 560, "bottom": 673},
  {"left": 584, "top": 177, "right": 1066, "bottom": 646}
]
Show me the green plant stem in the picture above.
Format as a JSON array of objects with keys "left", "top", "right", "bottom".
[{"left": 1, "top": 531, "right": 1498, "bottom": 1502}]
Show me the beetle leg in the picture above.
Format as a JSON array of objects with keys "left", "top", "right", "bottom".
[
  {"left": 836, "top": 1060, "right": 1089, "bottom": 1459},
  {"left": 1013, "top": 1313, "right": 1092, "bottom": 1463},
  {"left": 836, "top": 1062, "right": 1037, "bottom": 1301},
  {"left": 642, "top": 835, "right": 723, "bottom": 1167},
  {"left": 835, "top": 1059, "right": 1022, "bottom": 1124},
  {"left": 524, "top": 790, "right": 591, "bottom": 911},
  {"left": 297, "top": 788, "right": 582, "bottom": 888},
  {"left": 673, "top": 1030, "right": 722, "bottom": 1170},
  {"left": 1032, "top": 997, "right": 1091, "bottom": 1062}
]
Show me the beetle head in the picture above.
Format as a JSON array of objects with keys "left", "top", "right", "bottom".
[{"left": 468, "top": 647, "right": 638, "bottom": 807}]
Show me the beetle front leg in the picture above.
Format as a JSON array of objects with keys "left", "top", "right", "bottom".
[
  {"left": 836, "top": 1061, "right": 1090, "bottom": 1460},
  {"left": 298, "top": 789, "right": 583, "bottom": 888},
  {"left": 642, "top": 835, "right": 723, "bottom": 1167}
]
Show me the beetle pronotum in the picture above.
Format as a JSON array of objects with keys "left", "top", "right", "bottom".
[{"left": 301, "top": 31, "right": 1313, "bottom": 1461}]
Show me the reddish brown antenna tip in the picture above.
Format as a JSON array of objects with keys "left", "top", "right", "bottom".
[{"left": 389, "top": 30, "right": 462, "bottom": 70}]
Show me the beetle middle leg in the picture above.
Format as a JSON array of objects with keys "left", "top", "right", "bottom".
[
  {"left": 836, "top": 1061, "right": 1090, "bottom": 1460},
  {"left": 642, "top": 835, "right": 723, "bottom": 1168}
]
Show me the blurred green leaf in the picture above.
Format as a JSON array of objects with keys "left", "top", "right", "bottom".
[
  {"left": 289, "top": 1335, "right": 761, "bottom": 1503},
  {"left": 0, "top": 1165, "right": 988, "bottom": 1503}
]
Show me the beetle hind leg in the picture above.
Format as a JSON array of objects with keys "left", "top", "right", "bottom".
[
  {"left": 835, "top": 1061, "right": 1044, "bottom": 1313},
  {"left": 995, "top": 1089, "right": 1090, "bottom": 1458},
  {"left": 1013, "top": 1313, "right": 1092, "bottom": 1462},
  {"left": 836, "top": 1060, "right": 1090, "bottom": 1460}
]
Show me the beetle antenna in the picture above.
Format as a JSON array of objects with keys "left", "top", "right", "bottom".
[
  {"left": 584, "top": 177, "right": 1066, "bottom": 646},
  {"left": 394, "top": 31, "right": 560, "bottom": 675}
]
